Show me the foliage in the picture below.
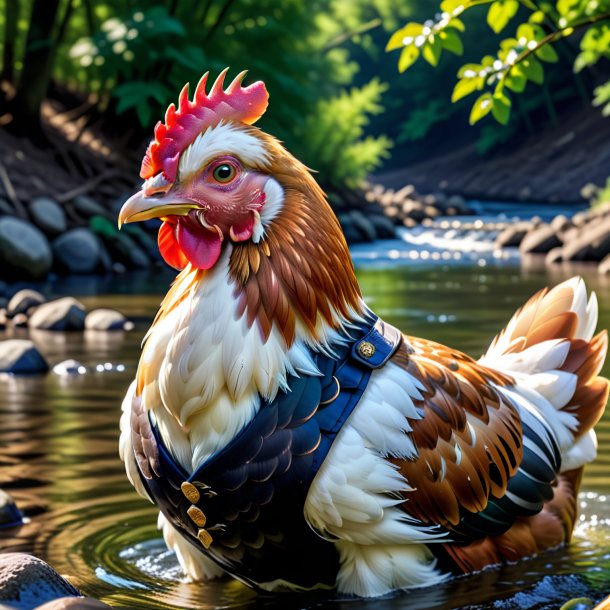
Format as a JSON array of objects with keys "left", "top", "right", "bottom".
[
  {"left": 397, "top": 99, "right": 454, "bottom": 141},
  {"left": 298, "top": 78, "right": 392, "bottom": 188},
  {"left": 0, "top": 0, "right": 414, "bottom": 190},
  {"left": 386, "top": 0, "right": 610, "bottom": 125},
  {"left": 591, "top": 176, "right": 610, "bottom": 208}
]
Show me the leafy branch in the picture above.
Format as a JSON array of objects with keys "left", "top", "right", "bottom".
[{"left": 387, "top": 0, "right": 610, "bottom": 125}]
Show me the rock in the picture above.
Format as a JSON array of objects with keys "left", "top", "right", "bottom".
[
  {"left": 52, "top": 229, "right": 102, "bottom": 274},
  {"left": 402, "top": 200, "right": 426, "bottom": 222},
  {"left": 551, "top": 214, "right": 572, "bottom": 236},
  {"left": 28, "top": 298, "right": 86, "bottom": 331},
  {"left": 423, "top": 205, "right": 441, "bottom": 219},
  {"left": 0, "top": 489, "right": 24, "bottom": 528},
  {"left": 0, "top": 340, "right": 49, "bottom": 374},
  {"left": 393, "top": 184, "right": 415, "bottom": 203},
  {"left": 447, "top": 194, "right": 468, "bottom": 214},
  {"left": 0, "top": 217, "right": 52, "bottom": 280},
  {"left": 337, "top": 214, "right": 362, "bottom": 244},
  {"left": 85, "top": 309, "right": 134, "bottom": 332},
  {"left": 563, "top": 217, "right": 610, "bottom": 262},
  {"left": 546, "top": 247, "right": 564, "bottom": 265},
  {"left": 111, "top": 263, "right": 126, "bottom": 274},
  {"left": 519, "top": 224, "right": 562, "bottom": 254},
  {"left": 349, "top": 211, "right": 377, "bottom": 242},
  {"left": 7, "top": 289, "right": 46, "bottom": 318},
  {"left": 495, "top": 222, "right": 532, "bottom": 248},
  {"left": 368, "top": 214, "right": 397, "bottom": 239},
  {"left": 29, "top": 198, "right": 67, "bottom": 237},
  {"left": 12, "top": 313, "right": 29, "bottom": 328},
  {"left": 52, "top": 360, "right": 86, "bottom": 375},
  {"left": 35, "top": 598, "right": 114, "bottom": 609},
  {"left": 72, "top": 195, "right": 108, "bottom": 218},
  {"left": 0, "top": 309, "right": 7, "bottom": 330},
  {"left": 0, "top": 553, "right": 81, "bottom": 608},
  {"left": 599, "top": 254, "right": 610, "bottom": 275}
]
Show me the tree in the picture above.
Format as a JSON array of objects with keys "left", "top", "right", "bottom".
[
  {"left": 10, "top": 0, "right": 62, "bottom": 134},
  {"left": 386, "top": 0, "right": 610, "bottom": 125}
]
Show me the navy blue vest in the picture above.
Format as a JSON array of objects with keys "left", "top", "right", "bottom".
[{"left": 132, "top": 313, "right": 402, "bottom": 591}]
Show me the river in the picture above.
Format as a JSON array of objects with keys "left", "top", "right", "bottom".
[{"left": 1, "top": 243, "right": 610, "bottom": 609}]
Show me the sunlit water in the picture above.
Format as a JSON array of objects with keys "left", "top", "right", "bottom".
[{"left": 2, "top": 256, "right": 610, "bottom": 609}]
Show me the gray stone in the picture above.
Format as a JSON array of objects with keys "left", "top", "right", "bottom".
[
  {"left": 0, "top": 489, "right": 24, "bottom": 528},
  {"left": 0, "top": 218, "right": 52, "bottom": 280},
  {"left": 519, "top": 224, "right": 562, "bottom": 254},
  {"left": 0, "top": 340, "right": 49, "bottom": 374},
  {"left": 11, "top": 313, "right": 29, "bottom": 328},
  {"left": 563, "top": 217, "right": 610, "bottom": 262},
  {"left": 35, "top": 598, "right": 113, "bottom": 609},
  {"left": 368, "top": 214, "right": 397, "bottom": 239},
  {"left": 52, "top": 229, "right": 101, "bottom": 274},
  {"left": 545, "top": 247, "right": 563, "bottom": 265},
  {"left": 7, "top": 289, "right": 46, "bottom": 318},
  {"left": 85, "top": 309, "right": 134, "bottom": 332},
  {"left": 52, "top": 360, "right": 86, "bottom": 376},
  {"left": 72, "top": 195, "right": 108, "bottom": 218},
  {"left": 599, "top": 254, "right": 610, "bottom": 275},
  {"left": 350, "top": 211, "right": 377, "bottom": 242},
  {"left": 28, "top": 298, "right": 86, "bottom": 331},
  {"left": 0, "top": 553, "right": 80, "bottom": 608},
  {"left": 29, "top": 198, "right": 67, "bottom": 237},
  {"left": 495, "top": 222, "right": 532, "bottom": 248}
]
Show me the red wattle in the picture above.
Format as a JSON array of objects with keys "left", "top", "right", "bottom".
[
  {"left": 158, "top": 221, "right": 189, "bottom": 270},
  {"left": 176, "top": 220, "right": 223, "bottom": 270}
]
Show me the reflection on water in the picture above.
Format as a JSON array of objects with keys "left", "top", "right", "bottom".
[{"left": 1, "top": 263, "right": 610, "bottom": 609}]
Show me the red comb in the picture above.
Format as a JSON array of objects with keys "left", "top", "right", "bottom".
[{"left": 140, "top": 69, "right": 269, "bottom": 181}]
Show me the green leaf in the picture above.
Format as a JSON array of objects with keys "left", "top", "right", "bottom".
[
  {"left": 398, "top": 45, "right": 420, "bottom": 72},
  {"left": 487, "top": 0, "right": 519, "bottom": 34},
  {"left": 505, "top": 67, "right": 527, "bottom": 92},
  {"left": 440, "top": 29, "right": 464, "bottom": 55},
  {"left": 536, "top": 43, "right": 559, "bottom": 62},
  {"left": 516, "top": 23, "right": 535, "bottom": 42},
  {"left": 452, "top": 76, "right": 482, "bottom": 102},
  {"left": 386, "top": 23, "right": 424, "bottom": 51},
  {"left": 449, "top": 17, "right": 466, "bottom": 32},
  {"left": 522, "top": 56, "right": 544, "bottom": 84},
  {"left": 574, "top": 50, "right": 597, "bottom": 72},
  {"left": 458, "top": 62, "right": 482, "bottom": 78},
  {"left": 469, "top": 93, "right": 493, "bottom": 125},
  {"left": 440, "top": 0, "right": 464, "bottom": 12},
  {"left": 422, "top": 36, "right": 442, "bottom": 66},
  {"left": 491, "top": 90, "right": 512, "bottom": 124}
]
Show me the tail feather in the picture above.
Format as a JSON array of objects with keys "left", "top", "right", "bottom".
[{"left": 480, "top": 277, "right": 609, "bottom": 472}]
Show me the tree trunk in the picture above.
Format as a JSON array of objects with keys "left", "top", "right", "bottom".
[
  {"left": 9, "top": 0, "right": 62, "bottom": 138},
  {"left": 1, "top": 0, "right": 19, "bottom": 85}
]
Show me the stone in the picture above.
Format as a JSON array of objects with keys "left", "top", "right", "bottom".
[
  {"left": 35, "top": 598, "right": 114, "bottom": 609},
  {"left": 402, "top": 200, "right": 426, "bottom": 222},
  {"left": 12, "top": 313, "right": 29, "bottom": 328},
  {"left": 495, "top": 222, "right": 532, "bottom": 248},
  {"left": 599, "top": 254, "right": 610, "bottom": 275},
  {"left": 551, "top": 214, "right": 572, "bottom": 236},
  {"left": 563, "top": 217, "right": 610, "bottom": 262},
  {"left": 0, "top": 340, "right": 49, "bottom": 374},
  {"left": 0, "top": 489, "right": 24, "bottom": 528},
  {"left": 0, "top": 553, "right": 81, "bottom": 609},
  {"left": 85, "top": 309, "right": 134, "bottom": 332},
  {"left": 52, "top": 360, "right": 86, "bottom": 375},
  {"left": 0, "top": 217, "right": 52, "bottom": 280},
  {"left": 519, "top": 224, "right": 562, "bottom": 255},
  {"left": 72, "top": 195, "right": 108, "bottom": 218},
  {"left": 52, "top": 229, "right": 102, "bottom": 274},
  {"left": 28, "top": 298, "right": 86, "bottom": 331},
  {"left": 29, "top": 198, "right": 67, "bottom": 237},
  {"left": 546, "top": 247, "right": 563, "bottom": 265},
  {"left": 7, "top": 289, "right": 46, "bottom": 318},
  {"left": 368, "top": 214, "right": 397, "bottom": 239},
  {"left": 0, "top": 309, "right": 6, "bottom": 330},
  {"left": 393, "top": 184, "right": 415, "bottom": 203},
  {"left": 349, "top": 211, "right": 377, "bottom": 242}
]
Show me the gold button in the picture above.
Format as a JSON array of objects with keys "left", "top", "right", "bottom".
[
  {"left": 358, "top": 341, "right": 376, "bottom": 358},
  {"left": 181, "top": 481, "right": 200, "bottom": 503},
  {"left": 197, "top": 528, "right": 213, "bottom": 549},
  {"left": 187, "top": 505, "right": 207, "bottom": 527}
]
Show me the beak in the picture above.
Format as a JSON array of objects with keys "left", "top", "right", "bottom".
[{"left": 118, "top": 190, "right": 200, "bottom": 229}]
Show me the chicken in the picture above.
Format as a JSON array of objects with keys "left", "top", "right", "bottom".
[{"left": 118, "top": 69, "right": 609, "bottom": 597}]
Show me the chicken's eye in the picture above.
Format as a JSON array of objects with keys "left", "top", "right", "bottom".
[{"left": 212, "top": 163, "right": 236, "bottom": 184}]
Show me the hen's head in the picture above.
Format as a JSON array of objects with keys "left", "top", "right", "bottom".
[{"left": 119, "top": 69, "right": 288, "bottom": 270}]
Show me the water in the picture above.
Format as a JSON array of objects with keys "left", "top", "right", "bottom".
[{"left": 1, "top": 262, "right": 610, "bottom": 609}]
